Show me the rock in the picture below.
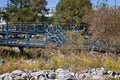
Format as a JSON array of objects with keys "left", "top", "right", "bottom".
[
  {"left": 55, "top": 68, "right": 70, "bottom": 74},
  {"left": 79, "top": 73, "right": 90, "bottom": 80},
  {"left": 1, "top": 67, "right": 120, "bottom": 80},
  {"left": 14, "top": 76, "right": 24, "bottom": 80},
  {"left": 4, "top": 75, "right": 13, "bottom": 80},
  {"left": 116, "top": 72, "right": 120, "bottom": 75},
  {"left": 56, "top": 73, "right": 68, "bottom": 80},
  {"left": 29, "top": 76, "right": 35, "bottom": 80},
  {"left": 89, "top": 67, "right": 107, "bottom": 76},
  {"left": 48, "top": 71, "right": 56, "bottom": 79},
  {"left": 108, "top": 71, "right": 120, "bottom": 79},
  {"left": 11, "top": 70, "right": 23, "bottom": 76},
  {"left": 92, "top": 75, "right": 105, "bottom": 80},
  {"left": 21, "top": 72, "right": 30, "bottom": 79},
  {"left": 86, "top": 68, "right": 108, "bottom": 80},
  {"left": 1, "top": 73, "right": 9, "bottom": 79},
  {"left": 0, "top": 75, "right": 2, "bottom": 80},
  {"left": 115, "top": 72, "right": 120, "bottom": 78},
  {"left": 95, "top": 68, "right": 103, "bottom": 76},
  {"left": 31, "top": 71, "right": 45, "bottom": 80},
  {"left": 0, "top": 59, "right": 6, "bottom": 65},
  {"left": 32, "top": 68, "right": 41, "bottom": 72},
  {"left": 107, "top": 70, "right": 113, "bottom": 75},
  {"left": 23, "top": 69, "right": 32, "bottom": 73},
  {"left": 1, "top": 73, "right": 13, "bottom": 80},
  {"left": 55, "top": 68, "right": 75, "bottom": 80},
  {"left": 111, "top": 71, "right": 116, "bottom": 77},
  {"left": 38, "top": 76, "right": 46, "bottom": 80},
  {"left": 75, "top": 67, "right": 109, "bottom": 80},
  {"left": 31, "top": 71, "right": 43, "bottom": 76},
  {"left": 1, "top": 73, "right": 6, "bottom": 79}
]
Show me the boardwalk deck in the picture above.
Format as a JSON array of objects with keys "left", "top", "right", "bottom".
[{"left": 0, "top": 22, "right": 67, "bottom": 54}]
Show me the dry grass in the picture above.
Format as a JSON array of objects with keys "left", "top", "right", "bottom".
[
  {"left": 0, "top": 50, "right": 120, "bottom": 74},
  {"left": 83, "top": 7, "right": 120, "bottom": 42}
]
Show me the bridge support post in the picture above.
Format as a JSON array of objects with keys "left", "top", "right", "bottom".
[{"left": 19, "top": 47, "right": 24, "bottom": 56}]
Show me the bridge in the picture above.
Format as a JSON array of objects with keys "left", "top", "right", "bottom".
[
  {"left": 0, "top": 22, "right": 67, "bottom": 54},
  {"left": 0, "top": 22, "right": 120, "bottom": 54}
]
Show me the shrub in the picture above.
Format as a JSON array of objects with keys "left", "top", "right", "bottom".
[{"left": 83, "top": 7, "right": 120, "bottom": 42}]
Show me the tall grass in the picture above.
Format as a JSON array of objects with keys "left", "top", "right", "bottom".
[{"left": 1, "top": 50, "right": 120, "bottom": 74}]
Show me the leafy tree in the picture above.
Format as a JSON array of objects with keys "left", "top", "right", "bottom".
[
  {"left": 54, "top": 0, "right": 92, "bottom": 24},
  {"left": 4, "top": 0, "right": 48, "bottom": 22}
]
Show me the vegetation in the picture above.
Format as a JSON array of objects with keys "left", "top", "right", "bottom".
[
  {"left": 54, "top": 0, "right": 92, "bottom": 24},
  {"left": 4, "top": 0, "right": 48, "bottom": 22},
  {"left": 0, "top": 32, "right": 120, "bottom": 74},
  {"left": 1, "top": 46, "right": 120, "bottom": 74},
  {"left": 83, "top": 7, "right": 120, "bottom": 42},
  {"left": 0, "top": 0, "right": 120, "bottom": 75}
]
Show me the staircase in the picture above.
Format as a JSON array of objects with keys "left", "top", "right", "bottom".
[{"left": 45, "top": 28, "right": 66, "bottom": 45}]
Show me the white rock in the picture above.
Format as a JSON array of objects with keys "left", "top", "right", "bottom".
[
  {"left": 12, "top": 70, "right": 23, "bottom": 76},
  {"left": 48, "top": 72, "right": 56, "bottom": 79},
  {"left": 21, "top": 72, "right": 30, "bottom": 79},
  {"left": 55, "top": 68, "right": 70, "bottom": 74},
  {"left": 92, "top": 75, "right": 105, "bottom": 80},
  {"left": 1, "top": 73, "right": 10, "bottom": 79}
]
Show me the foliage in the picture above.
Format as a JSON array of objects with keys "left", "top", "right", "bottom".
[
  {"left": 4, "top": 0, "right": 48, "bottom": 22},
  {"left": 83, "top": 7, "right": 120, "bottom": 42},
  {"left": 54, "top": 0, "right": 92, "bottom": 24}
]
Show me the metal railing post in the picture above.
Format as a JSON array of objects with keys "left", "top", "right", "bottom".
[
  {"left": 26, "top": 32, "right": 30, "bottom": 47},
  {"left": 6, "top": 22, "right": 9, "bottom": 46},
  {"left": 44, "top": 22, "right": 48, "bottom": 44},
  {"left": 34, "top": 22, "right": 37, "bottom": 32}
]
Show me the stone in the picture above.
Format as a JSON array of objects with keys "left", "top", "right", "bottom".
[
  {"left": 111, "top": 71, "right": 116, "bottom": 77},
  {"left": 38, "top": 76, "right": 46, "bottom": 80},
  {"left": 31, "top": 71, "right": 43, "bottom": 76},
  {"left": 55, "top": 68, "right": 70, "bottom": 74},
  {"left": 55, "top": 68, "right": 78, "bottom": 80},
  {"left": 0, "top": 75, "right": 2, "bottom": 80},
  {"left": 29, "top": 76, "right": 35, "bottom": 80},
  {"left": 109, "top": 71, "right": 120, "bottom": 79},
  {"left": 116, "top": 72, "right": 120, "bottom": 75},
  {"left": 31, "top": 71, "right": 45, "bottom": 80},
  {"left": 32, "top": 68, "right": 41, "bottom": 72},
  {"left": 1, "top": 67, "right": 120, "bottom": 80},
  {"left": 1, "top": 73, "right": 11, "bottom": 80},
  {"left": 88, "top": 67, "right": 107, "bottom": 76},
  {"left": 92, "top": 75, "right": 104, "bottom": 80},
  {"left": 21, "top": 72, "right": 30, "bottom": 79},
  {"left": 107, "top": 70, "right": 113, "bottom": 75},
  {"left": 11, "top": 70, "right": 23, "bottom": 76},
  {"left": 4, "top": 75, "right": 13, "bottom": 80},
  {"left": 1, "top": 73, "right": 6, "bottom": 79},
  {"left": 79, "top": 73, "right": 90, "bottom": 80},
  {"left": 23, "top": 69, "right": 32, "bottom": 73},
  {"left": 56, "top": 72, "right": 74, "bottom": 80},
  {"left": 48, "top": 72, "right": 56, "bottom": 79},
  {"left": 115, "top": 72, "right": 120, "bottom": 78},
  {"left": 0, "top": 59, "right": 6, "bottom": 65},
  {"left": 14, "top": 76, "right": 24, "bottom": 80}
]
